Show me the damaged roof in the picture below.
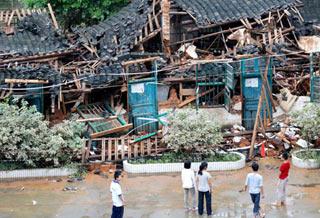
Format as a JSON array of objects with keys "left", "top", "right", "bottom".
[
  {"left": 76, "top": 0, "right": 151, "bottom": 59},
  {"left": 173, "top": 0, "right": 298, "bottom": 26},
  {"left": 300, "top": 0, "right": 320, "bottom": 23},
  {"left": 0, "top": 66, "right": 64, "bottom": 85},
  {"left": 0, "top": 64, "right": 123, "bottom": 88},
  {"left": 0, "top": 13, "right": 71, "bottom": 56}
]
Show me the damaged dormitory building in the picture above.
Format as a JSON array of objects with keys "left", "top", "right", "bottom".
[{"left": 0, "top": 0, "right": 320, "bottom": 158}]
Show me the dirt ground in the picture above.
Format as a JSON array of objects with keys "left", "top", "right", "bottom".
[{"left": 0, "top": 158, "right": 319, "bottom": 218}]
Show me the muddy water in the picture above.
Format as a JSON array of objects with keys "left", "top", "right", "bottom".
[{"left": 0, "top": 158, "right": 319, "bottom": 218}]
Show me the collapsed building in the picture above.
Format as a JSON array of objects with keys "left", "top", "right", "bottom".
[{"left": 0, "top": 0, "right": 319, "bottom": 161}]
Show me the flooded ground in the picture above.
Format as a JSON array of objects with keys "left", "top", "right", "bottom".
[{"left": 0, "top": 158, "right": 319, "bottom": 218}]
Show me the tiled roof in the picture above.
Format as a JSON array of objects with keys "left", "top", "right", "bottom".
[
  {"left": 76, "top": 0, "right": 151, "bottom": 59},
  {"left": 0, "top": 65, "right": 123, "bottom": 87},
  {"left": 0, "top": 13, "right": 70, "bottom": 56},
  {"left": 173, "top": 0, "right": 298, "bottom": 26},
  {"left": 300, "top": 0, "right": 320, "bottom": 23},
  {"left": 0, "top": 66, "right": 64, "bottom": 84}
]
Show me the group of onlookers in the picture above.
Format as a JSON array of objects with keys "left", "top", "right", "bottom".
[
  {"left": 109, "top": 152, "right": 291, "bottom": 218},
  {"left": 181, "top": 152, "right": 290, "bottom": 218}
]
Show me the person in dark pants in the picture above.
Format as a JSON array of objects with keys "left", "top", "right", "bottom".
[
  {"left": 110, "top": 171, "right": 125, "bottom": 218},
  {"left": 196, "top": 162, "right": 212, "bottom": 216},
  {"left": 244, "top": 162, "right": 265, "bottom": 218}
]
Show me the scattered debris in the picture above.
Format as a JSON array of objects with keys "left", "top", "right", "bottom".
[{"left": 63, "top": 186, "right": 78, "bottom": 192}]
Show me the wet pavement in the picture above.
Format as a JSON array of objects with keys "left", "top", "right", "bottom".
[{"left": 0, "top": 158, "right": 319, "bottom": 218}]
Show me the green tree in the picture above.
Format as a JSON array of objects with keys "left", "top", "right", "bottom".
[
  {"left": 291, "top": 103, "right": 320, "bottom": 141},
  {"left": 164, "top": 109, "right": 223, "bottom": 154},
  {"left": 21, "top": 0, "right": 129, "bottom": 28},
  {"left": 0, "top": 100, "right": 84, "bottom": 168}
]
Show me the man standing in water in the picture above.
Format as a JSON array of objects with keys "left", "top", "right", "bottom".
[{"left": 110, "top": 171, "right": 125, "bottom": 218}]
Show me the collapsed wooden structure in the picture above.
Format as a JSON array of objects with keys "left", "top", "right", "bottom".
[{"left": 1, "top": 0, "right": 320, "bottom": 161}]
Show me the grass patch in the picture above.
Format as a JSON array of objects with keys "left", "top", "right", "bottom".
[{"left": 129, "top": 152, "right": 241, "bottom": 164}]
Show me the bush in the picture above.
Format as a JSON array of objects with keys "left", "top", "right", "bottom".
[
  {"left": 291, "top": 104, "right": 320, "bottom": 141},
  {"left": 164, "top": 109, "right": 223, "bottom": 154},
  {"left": 296, "top": 150, "right": 320, "bottom": 162},
  {"left": 0, "top": 100, "right": 84, "bottom": 168}
]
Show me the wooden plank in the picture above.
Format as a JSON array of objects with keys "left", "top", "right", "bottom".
[
  {"left": 122, "top": 56, "right": 160, "bottom": 66},
  {"left": 144, "top": 25, "right": 148, "bottom": 38},
  {"left": 134, "top": 144, "right": 138, "bottom": 157},
  {"left": 0, "top": 11, "right": 4, "bottom": 21},
  {"left": 127, "top": 138, "right": 131, "bottom": 159},
  {"left": 5, "top": 79, "right": 49, "bottom": 84},
  {"left": 90, "top": 124, "right": 133, "bottom": 139},
  {"left": 47, "top": 3, "right": 59, "bottom": 29},
  {"left": 101, "top": 139, "right": 106, "bottom": 162},
  {"left": 21, "top": 9, "right": 26, "bottom": 17},
  {"left": 108, "top": 139, "right": 112, "bottom": 161},
  {"left": 81, "top": 140, "right": 87, "bottom": 163},
  {"left": 85, "top": 139, "right": 92, "bottom": 160},
  {"left": 249, "top": 57, "right": 271, "bottom": 158},
  {"left": 16, "top": 9, "right": 21, "bottom": 20},
  {"left": 5, "top": 11, "right": 9, "bottom": 23},
  {"left": 178, "top": 88, "right": 215, "bottom": 108},
  {"left": 121, "top": 138, "right": 125, "bottom": 159},
  {"left": 148, "top": 13, "right": 154, "bottom": 32},
  {"left": 76, "top": 116, "right": 117, "bottom": 122},
  {"left": 115, "top": 139, "right": 118, "bottom": 161},
  {"left": 152, "top": 0, "right": 160, "bottom": 28},
  {"left": 147, "top": 138, "right": 151, "bottom": 155},
  {"left": 7, "top": 10, "right": 15, "bottom": 26},
  {"left": 155, "top": 137, "right": 158, "bottom": 154},
  {"left": 140, "top": 141, "right": 144, "bottom": 156}
]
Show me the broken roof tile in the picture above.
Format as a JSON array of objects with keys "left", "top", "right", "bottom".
[
  {"left": 301, "top": 0, "right": 320, "bottom": 23},
  {"left": 76, "top": 0, "right": 151, "bottom": 59},
  {"left": 0, "top": 13, "right": 71, "bottom": 56},
  {"left": 173, "top": 0, "right": 298, "bottom": 26}
]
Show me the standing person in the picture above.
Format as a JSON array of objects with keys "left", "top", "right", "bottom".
[
  {"left": 110, "top": 171, "right": 125, "bottom": 218},
  {"left": 196, "top": 161, "right": 212, "bottom": 216},
  {"left": 181, "top": 160, "right": 197, "bottom": 211},
  {"left": 277, "top": 152, "right": 291, "bottom": 206},
  {"left": 244, "top": 162, "right": 265, "bottom": 218}
]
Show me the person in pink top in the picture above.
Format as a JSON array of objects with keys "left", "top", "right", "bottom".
[{"left": 277, "top": 152, "right": 291, "bottom": 206}]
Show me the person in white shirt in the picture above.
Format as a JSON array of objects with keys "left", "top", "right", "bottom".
[
  {"left": 110, "top": 171, "right": 125, "bottom": 218},
  {"left": 181, "top": 160, "right": 197, "bottom": 211},
  {"left": 244, "top": 162, "right": 265, "bottom": 218},
  {"left": 196, "top": 161, "right": 212, "bottom": 216}
]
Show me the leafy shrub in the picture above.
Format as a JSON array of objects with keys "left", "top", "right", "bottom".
[
  {"left": 296, "top": 150, "right": 320, "bottom": 163},
  {"left": 291, "top": 104, "right": 320, "bottom": 141},
  {"left": 0, "top": 101, "right": 84, "bottom": 168},
  {"left": 164, "top": 109, "right": 223, "bottom": 154}
]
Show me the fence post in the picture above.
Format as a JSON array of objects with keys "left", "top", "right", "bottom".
[
  {"left": 108, "top": 139, "right": 112, "bottom": 161},
  {"left": 147, "top": 138, "right": 151, "bottom": 155},
  {"left": 115, "top": 139, "right": 119, "bottom": 161},
  {"left": 121, "top": 138, "right": 125, "bottom": 159},
  {"left": 102, "top": 139, "right": 106, "bottom": 162},
  {"left": 81, "top": 140, "right": 87, "bottom": 163}
]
